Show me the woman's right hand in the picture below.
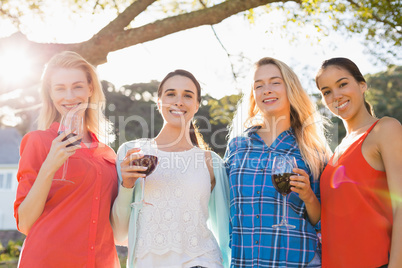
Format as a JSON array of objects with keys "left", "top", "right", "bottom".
[
  {"left": 120, "top": 148, "right": 147, "bottom": 188},
  {"left": 44, "top": 131, "right": 82, "bottom": 174}
]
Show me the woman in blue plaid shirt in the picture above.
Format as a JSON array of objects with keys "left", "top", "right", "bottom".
[{"left": 224, "top": 57, "right": 331, "bottom": 267}]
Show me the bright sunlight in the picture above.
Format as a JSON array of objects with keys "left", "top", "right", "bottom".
[{"left": 0, "top": 47, "right": 33, "bottom": 87}]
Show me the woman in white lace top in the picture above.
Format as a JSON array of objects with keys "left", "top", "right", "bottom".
[{"left": 111, "top": 70, "right": 231, "bottom": 268}]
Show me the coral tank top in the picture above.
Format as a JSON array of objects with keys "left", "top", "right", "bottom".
[{"left": 321, "top": 121, "right": 392, "bottom": 268}]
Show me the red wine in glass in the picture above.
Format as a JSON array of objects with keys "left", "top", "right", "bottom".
[
  {"left": 272, "top": 172, "right": 296, "bottom": 196},
  {"left": 131, "top": 155, "right": 158, "bottom": 176},
  {"left": 58, "top": 132, "right": 83, "bottom": 147},
  {"left": 271, "top": 155, "right": 297, "bottom": 229},
  {"left": 54, "top": 114, "right": 84, "bottom": 183},
  {"left": 131, "top": 139, "right": 159, "bottom": 207}
]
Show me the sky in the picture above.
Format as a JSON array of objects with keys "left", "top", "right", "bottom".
[{"left": 0, "top": 1, "right": 395, "bottom": 101}]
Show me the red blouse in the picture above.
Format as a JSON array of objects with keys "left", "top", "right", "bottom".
[
  {"left": 14, "top": 122, "right": 120, "bottom": 268},
  {"left": 321, "top": 121, "right": 392, "bottom": 268}
]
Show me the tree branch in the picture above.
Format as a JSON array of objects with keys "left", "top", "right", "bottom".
[
  {"left": 102, "top": 0, "right": 289, "bottom": 54},
  {"left": 95, "top": 0, "right": 157, "bottom": 36},
  {"left": 0, "top": 0, "right": 290, "bottom": 67}
]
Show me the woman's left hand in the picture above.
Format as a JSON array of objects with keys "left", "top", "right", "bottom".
[{"left": 290, "top": 168, "right": 315, "bottom": 204}]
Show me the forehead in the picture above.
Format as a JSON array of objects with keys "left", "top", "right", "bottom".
[
  {"left": 254, "top": 64, "right": 282, "bottom": 81},
  {"left": 50, "top": 68, "right": 87, "bottom": 85},
  {"left": 317, "top": 66, "right": 350, "bottom": 85},
  {"left": 162, "top": 75, "right": 197, "bottom": 93}
]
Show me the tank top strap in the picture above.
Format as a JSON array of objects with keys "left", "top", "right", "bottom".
[{"left": 361, "top": 120, "right": 380, "bottom": 139}]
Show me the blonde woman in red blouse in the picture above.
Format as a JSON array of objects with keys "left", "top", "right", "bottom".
[{"left": 14, "top": 51, "right": 120, "bottom": 268}]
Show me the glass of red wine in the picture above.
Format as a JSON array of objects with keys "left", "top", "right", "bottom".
[
  {"left": 131, "top": 139, "right": 158, "bottom": 207},
  {"left": 54, "top": 113, "right": 83, "bottom": 183},
  {"left": 272, "top": 155, "right": 297, "bottom": 229}
]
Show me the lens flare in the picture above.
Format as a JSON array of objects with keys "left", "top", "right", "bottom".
[{"left": 330, "top": 165, "right": 358, "bottom": 189}]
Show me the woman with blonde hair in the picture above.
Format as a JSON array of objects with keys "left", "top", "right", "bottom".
[
  {"left": 225, "top": 57, "right": 331, "bottom": 267},
  {"left": 14, "top": 51, "right": 119, "bottom": 267}
]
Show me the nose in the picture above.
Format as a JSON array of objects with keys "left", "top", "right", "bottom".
[
  {"left": 65, "top": 88, "right": 75, "bottom": 100},
  {"left": 262, "top": 85, "right": 272, "bottom": 95},
  {"left": 332, "top": 89, "right": 342, "bottom": 101},
  {"left": 174, "top": 95, "right": 184, "bottom": 107}
]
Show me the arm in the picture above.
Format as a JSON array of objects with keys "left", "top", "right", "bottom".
[
  {"left": 204, "top": 151, "right": 216, "bottom": 192},
  {"left": 17, "top": 132, "right": 81, "bottom": 235},
  {"left": 208, "top": 152, "right": 231, "bottom": 268},
  {"left": 290, "top": 168, "right": 321, "bottom": 226},
  {"left": 378, "top": 118, "right": 402, "bottom": 268},
  {"left": 110, "top": 144, "right": 146, "bottom": 244}
]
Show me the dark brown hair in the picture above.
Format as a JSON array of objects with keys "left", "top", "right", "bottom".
[
  {"left": 316, "top": 57, "right": 374, "bottom": 116},
  {"left": 158, "top": 69, "right": 209, "bottom": 149}
]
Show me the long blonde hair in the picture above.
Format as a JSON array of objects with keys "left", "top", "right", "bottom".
[
  {"left": 229, "top": 57, "right": 331, "bottom": 180},
  {"left": 38, "top": 51, "right": 114, "bottom": 144}
]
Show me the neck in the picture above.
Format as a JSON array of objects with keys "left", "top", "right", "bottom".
[
  {"left": 257, "top": 113, "right": 291, "bottom": 146},
  {"left": 343, "top": 108, "right": 376, "bottom": 135},
  {"left": 155, "top": 123, "right": 194, "bottom": 151}
]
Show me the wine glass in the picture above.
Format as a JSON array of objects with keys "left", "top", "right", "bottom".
[
  {"left": 271, "top": 155, "right": 297, "bottom": 229},
  {"left": 54, "top": 113, "right": 84, "bottom": 183},
  {"left": 131, "top": 139, "right": 158, "bottom": 207}
]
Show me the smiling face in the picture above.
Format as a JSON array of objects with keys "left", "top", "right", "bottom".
[
  {"left": 158, "top": 75, "right": 200, "bottom": 128},
  {"left": 253, "top": 64, "right": 291, "bottom": 118},
  {"left": 49, "top": 68, "right": 93, "bottom": 118},
  {"left": 316, "top": 65, "right": 367, "bottom": 120}
]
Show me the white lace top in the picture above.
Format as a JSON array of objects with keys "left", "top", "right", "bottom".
[{"left": 133, "top": 145, "right": 223, "bottom": 268}]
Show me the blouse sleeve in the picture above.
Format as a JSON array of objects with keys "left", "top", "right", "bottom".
[
  {"left": 13, "top": 132, "right": 48, "bottom": 230},
  {"left": 110, "top": 142, "right": 134, "bottom": 245},
  {"left": 208, "top": 151, "right": 231, "bottom": 268}
]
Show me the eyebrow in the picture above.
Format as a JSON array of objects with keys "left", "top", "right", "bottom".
[
  {"left": 52, "top": 81, "right": 86, "bottom": 87},
  {"left": 320, "top": 77, "right": 348, "bottom": 91},
  {"left": 254, "top": 76, "right": 283, "bottom": 83},
  {"left": 164, "top": 88, "right": 195, "bottom": 95}
]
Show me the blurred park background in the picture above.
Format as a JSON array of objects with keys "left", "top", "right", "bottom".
[{"left": 0, "top": 0, "right": 401, "bottom": 266}]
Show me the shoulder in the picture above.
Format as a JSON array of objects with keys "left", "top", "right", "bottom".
[
  {"left": 372, "top": 117, "right": 402, "bottom": 138},
  {"left": 375, "top": 116, "right": 401, "bottom": 130},
  {"left": 21, "top": 129, "right": 53, "bottom": 150},
  {"left": 227, "top": 135, "right": 252, "bottom": 149},
  {"left": 372, "top": 117, "right": 402, "bottom": 148},
  {"left": 116, "top": 139, "right": 143, "bottom": 154}
]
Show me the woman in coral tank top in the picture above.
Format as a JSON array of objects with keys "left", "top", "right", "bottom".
[{"left": 315, "top": 57, "right": 402, "bottom": 268}]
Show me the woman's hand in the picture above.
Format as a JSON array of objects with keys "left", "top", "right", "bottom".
[
  {"left": 290, "top": 167, "right": 321, "bottom": 225},
  {"left": 44, "top": 131, "right": 82, "bottom": 174},
  {"left": 290, "top": 168, "right": 315, "bottom": 204},
  {"left": 119, "top": 148, "right": 147, "bottom": 188},
  {"left": 17, "top": 131, "right": 82, "bottom": 234}
]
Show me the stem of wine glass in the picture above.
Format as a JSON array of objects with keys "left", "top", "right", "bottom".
[
  {"left": 282, "top": 194, "right": 288, "bottom": 224},
  {"left": 141, "top": 177, "right": 145, "bottom": 203},
  {"left": 61, "top": 158, "right": 69, "bottom": 180}
]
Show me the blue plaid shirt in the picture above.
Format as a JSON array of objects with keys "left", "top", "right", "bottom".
[{"left": 224, "top": 127, "right": 320, "bottom": 267}]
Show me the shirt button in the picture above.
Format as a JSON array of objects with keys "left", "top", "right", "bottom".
[
  {"left": 257, "top": 191, "right": 260, "bottom": 194},
  {"left": 90, "top": 246, "right": 94, "bottom": 250},
  {"left": 256, "top": 215, "right": 259, "bottom": 219},
  {"left": 92, "top": 220, "right": 96, "bottom": 224},
  {"left": 95, "top": 197, "right": 99, "bottom": 200},
  {"left": 255, "top": 240, "right": 259, "bottom": 244},
  {"left": 98, "top": 171, "right": 102, "bottom": 175}
]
